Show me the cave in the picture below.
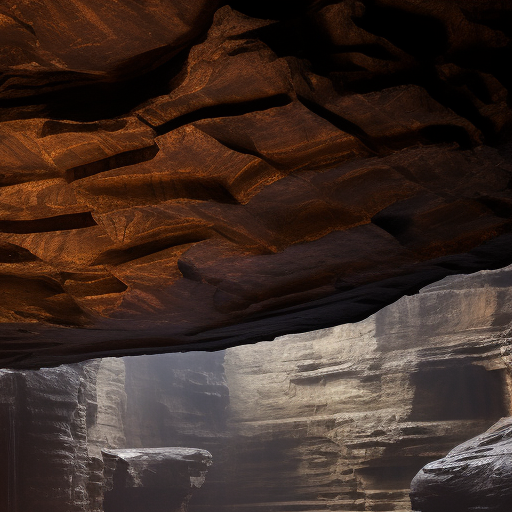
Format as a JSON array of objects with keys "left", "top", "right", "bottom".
[{"left": 2, "top": 0, "right": 512, "bottom": 510}]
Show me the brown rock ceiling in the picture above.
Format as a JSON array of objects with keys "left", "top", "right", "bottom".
[{"left": 1, "top": 1, "right": 512, "bottom": 368}]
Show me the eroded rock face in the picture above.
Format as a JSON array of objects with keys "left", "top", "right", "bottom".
[
  {"left": 111, "top": 265, "right": 512, "bottom": 512},
  {"left": 217, "top": 265, "right": 512, "bottom": 511},
  {"left": 0, "top": 362, "right": 101, "bottom": 512},
  {"left": 2, "top": 266, "right": 512, "bottom": 511},
  {"left": 410, "top": 417, "right": 512, "bottom": 512},
  {"left": 1, "top": 2, "right": 512, "bottom": 367}
]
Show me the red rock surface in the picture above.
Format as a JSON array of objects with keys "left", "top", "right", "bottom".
[{"left": 1, "top": 1, "right": 512, "bottom": 368}]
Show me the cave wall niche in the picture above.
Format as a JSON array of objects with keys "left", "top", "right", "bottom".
[{"left": 409, "top": 364, "right": 508, "bottom": 422}]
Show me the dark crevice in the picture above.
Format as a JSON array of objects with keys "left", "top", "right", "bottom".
[
  {"left": 222, "top": 0, "right": 316, "bottom": 21},
  {"left": 0, "top": 212, "right": 97, "bottom": 234},
  {"left": 61, "top": 273, "right": 129, "bottom": 296},
  {"left": 419, "top": 80, "right": 499, "bottom": 144},
  {"left": 297, "top": 96, "right": 379, "bottom": 152},
  {"left": 0, "top": 243, "right": 39, "bottom": 263},
  {"left": 353, "top": 2, "right": 449, "bottom": 60},
  {"left": 65, "top": 144, "right": 159, "bottom": 182},
  {"left": 0, "top": 45, "right": 193, "bottom": 123},
  {"left": 0, "top": 10, "right": 37, "bottom": 36},
  {"left": 452, "top": 47, "right": 512, "bottom": 96},
  {"left": 330, "top": 44, "right": 399, "bottom": 61},
  {"left": 0, "top": 274, "right": 88, "bottom": 325},
  {"left": 234, "top": 16, "right": 319, "bottom": 59},
  {"left": 152, "top": 94, "right": 292, "bottom": 135},
  {"left": 193, "top": 128, "right": 287, "bottom": 169},
  {"left": 86, "top": 177, "right": 240, "bottom": 205},
  {"left": 93, "top": 233, "right": 210, "bottom": 266},
  {"left": 459, "top": 8, "right": 512, "bottom": 38},
  {"left": 419, "top": 125, "right": 474, "bottom": 150},
  {"left": 331, "top": 67, "right": 497, "bottom": 143},
  {"left": 371, "top": 214, "right": 412, "bottom": 239},
  {"left": 455, "top": 72, "right": 494, "bottom": 105},
  {"left": 477, "top": 197, "right": 512, "bottom": 219}
]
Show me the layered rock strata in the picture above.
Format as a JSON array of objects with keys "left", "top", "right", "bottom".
[
  {"left": 1, "top": 2, "right": 512, "bottom": 367},
  {"left": 217, "top": 265, "right": 512, "bottom": 512},
  {"left": 0, "top": 362, "right": 101, "bottom": 512},
  {"left": 410, "top": 417, "right": 512, "bottom": 512},
  {"left": 111, "top": 265, "right": 512, "bottom": 512},
  {"left": 122, "top": 351, "right": 230, "bottom": 512}
]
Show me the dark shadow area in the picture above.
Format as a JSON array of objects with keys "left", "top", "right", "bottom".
[
  {"left": 409, "top": 364, "right": 508, "bottom": 421},
  {"left": 66, "top": 145, "right": 159, "bottom": 182},
  {"left": 353, "top": 2, "right": 449, "bottom": 59},
  {"left": 0, "top": 46, "right": 192, "bottom": 123},
  {"left": 0, "top": 403, "right": 16, "bottom": 512},
  {"left": 153, "top": 94, "right": 292, "bottom": 135},
  {"left": 0, "top": 212, "right": 97, "bottom": 234}
]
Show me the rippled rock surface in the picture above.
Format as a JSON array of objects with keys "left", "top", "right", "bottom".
[
  {"left": 410, "top": 417, "right": 512, "bottom": 512},
  {"left": 2, "top": 1, "right": 512, "bottom": 367}
]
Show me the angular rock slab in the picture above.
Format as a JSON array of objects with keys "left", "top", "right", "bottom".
[
  {"left": 410, "top": 417, "right": 512, "bottom": 512},
  {"left": 102, "top": 447, "right": 212, "bottom": 512}
]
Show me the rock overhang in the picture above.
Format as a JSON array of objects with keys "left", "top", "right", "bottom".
[{"left": 1, "top": 1, "right": 512, "bottom": 368}]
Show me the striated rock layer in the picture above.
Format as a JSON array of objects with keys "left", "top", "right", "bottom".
[
  {"left": 410, "top": 417, "right": 512, "bottom": 512},
  {"left": 215, "top": 265, "right": 512, "bottom": 512},
  {"left": 1, "top": 2, "right": 512, "bottom": 367},
  {"left": 0, "top": 362, "right": 102, "bottom": 512}
]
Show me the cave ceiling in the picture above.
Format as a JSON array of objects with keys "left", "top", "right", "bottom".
[{"left": 1, "top": 0, "right": 512, "bottom": 368}]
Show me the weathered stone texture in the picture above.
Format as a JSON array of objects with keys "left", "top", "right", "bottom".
[
  {"left": 1, "top": 1, "right": 512, "bottom": 367},
  {"left": 87, "top": 357, "right": 127, "bottom": 459},
  {"left": 8, "top": 362, "right": 101, "bottom": 512},
  {"left": 1, "top": 265, "right": 512, "bottom": 511},
  {"left": 410, "top": 417, "right": 512, "bottom": 512},
  {"left": 219, "top": 265, "right": 512, "bottom": 512},
  {"left": 0, "top": 356, "right": 215, "bottom": 512}
]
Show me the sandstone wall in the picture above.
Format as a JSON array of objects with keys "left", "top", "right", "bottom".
[
  {"left": 0, "top": 354, "right": 217, "bottom": 512},
  {"left": 221, "top": 266, "right": 512, "bottom": 512},
  {"left": 122, "top": 351, "right": 230, "bottom": 511},
  {"left": 87, "top": 357, "right": 127, "bottom": 459}
]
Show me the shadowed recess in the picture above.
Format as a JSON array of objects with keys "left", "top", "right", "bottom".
[
  {"left": 0, "top": 213, "right": 97, "bottom": 234},
  {"left": 65, "top": 145, "right": 160, "bottom": 182}
]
